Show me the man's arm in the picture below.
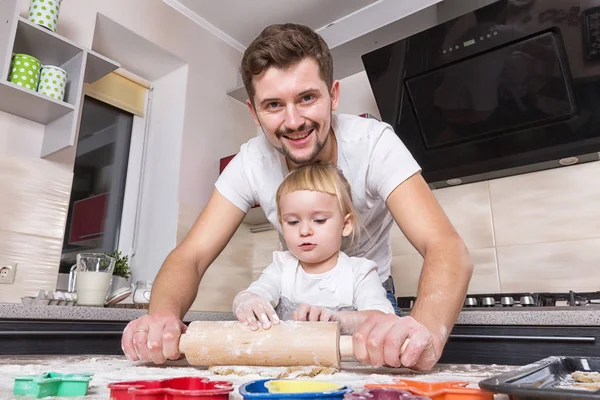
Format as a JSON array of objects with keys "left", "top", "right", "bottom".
[
  {"left": 335, "top": 310, "right": 385, "bottom": 335},
  {"left": 149, "top": 188, "right": 247, "bottom": 318},
  {"left": 122, "top": 188, "right": 246, "bottom": 364},
  {"left": 386, "top": 172, "right": 473, "bottom": 356}
]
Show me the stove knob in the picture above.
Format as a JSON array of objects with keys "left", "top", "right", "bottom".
[
  {"left": 481, "top": 297, "right": 496, "bottom": 307},
  {"left": 501, "top": 296, "right": 515, "bottom": 307},
  {"left": 520, "top": 295, "right": 535, "bottom": 306},
  {"left": 464, "top": 297, "right": 478, "bottom": 307}
]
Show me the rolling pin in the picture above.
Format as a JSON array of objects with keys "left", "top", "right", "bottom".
[{"left": 179, "top": 321, "right": 409, "bottom": 368}]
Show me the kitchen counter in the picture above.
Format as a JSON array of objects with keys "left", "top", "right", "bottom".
[
  {"left": 1, "top": 303, "right": 600, "bottom": 325},
  {"left": 454, "top": 306, "right": 600, "bottom": 325},
  {"left": 0, "top": 303, "right": 235, "bottom": 322},
  {"left": 0, "top": 355, "right": 517, "bottom": 399}
]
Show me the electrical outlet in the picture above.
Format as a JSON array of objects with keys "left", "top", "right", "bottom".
[{"left": 0, "top": 263, "right": 17, "bottom": 284}]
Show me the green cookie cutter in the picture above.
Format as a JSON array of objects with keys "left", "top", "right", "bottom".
[{"left": 12, "top": 371, "right": 93, "bottom": 398}]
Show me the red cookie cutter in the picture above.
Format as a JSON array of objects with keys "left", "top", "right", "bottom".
[
  {"left": 107, "top": 376, "right": 234, "bottom": 400},
  {"left": 365, "top": 379, "right": 494, "bottom": 400}
]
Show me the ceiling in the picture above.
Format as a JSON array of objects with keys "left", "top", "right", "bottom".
[
  {"left": 166, "top": 0, "right": 448, "bottom": 90},
  {"left": 175, "top": 0, "right": 378, "bottom": 49},
  {"left": 164, "top": 0, "right": 498, "bottom": 103}
]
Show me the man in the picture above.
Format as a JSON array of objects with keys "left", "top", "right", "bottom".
[{"left": 122, "top": 23, "right": 473, "bottom": 371}]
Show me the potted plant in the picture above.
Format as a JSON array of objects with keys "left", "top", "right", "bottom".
[{"left": 105, "top": 250, "right": 131, "bottom": 293}]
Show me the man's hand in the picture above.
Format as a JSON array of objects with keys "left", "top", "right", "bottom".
[
  {"left": 292, "top": 304, "right": 339, "bottom": 322},
  {"left": 121, "top": 314, "right": 187, "bottom": 364},
  {"left": 233, "top": 291, "right": 280, "bottom": 330},
  {"left": 352, "top": 313, "right": 441, "bottom": 371}
]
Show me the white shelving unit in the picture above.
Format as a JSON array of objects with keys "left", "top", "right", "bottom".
[
  {"left": 0, "top": 80, "right": 74, "bottom": 123},
  {"left": 0, "top": 0, "right": 120, "bottom": 158}
]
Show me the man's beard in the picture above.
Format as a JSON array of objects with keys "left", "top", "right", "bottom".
[
  {"left": 274, "top": 121, "right": 324, "bottom": 165},
  {"left": 272, "top": 114, "right": 332, "bottom": 165}
]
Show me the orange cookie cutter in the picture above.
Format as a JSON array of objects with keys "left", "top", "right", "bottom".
[{"left": 364, "top": 379, "right": 494, "bottom": 400}]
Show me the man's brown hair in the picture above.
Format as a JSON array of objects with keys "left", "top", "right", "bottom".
[{"left": 240, "top": 23, "right": 333, "bottom": 105}]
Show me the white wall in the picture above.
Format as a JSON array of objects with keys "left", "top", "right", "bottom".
[{"left": 336, "top": 71, "right": 381, "bottom": 119}]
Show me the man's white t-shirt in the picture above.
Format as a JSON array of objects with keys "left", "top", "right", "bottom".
[
  {"left": 245, "top": 251, "right": 395, "bottom": 315},
  {"left": 215, "top": 113, "right": 421, "bottom": 282}
]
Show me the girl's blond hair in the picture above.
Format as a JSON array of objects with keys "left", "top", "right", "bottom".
[{"left": 276, "top": 162, "right": 361, "bottom": 249}]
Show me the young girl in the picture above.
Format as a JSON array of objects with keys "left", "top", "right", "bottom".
[{"left": 232, "top": 162, "right": 395, "bottom": 334}]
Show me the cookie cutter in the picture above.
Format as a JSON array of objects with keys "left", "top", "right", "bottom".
[
  {"left": 12, "top": 371, "right": 93, "bottom": 398},
  {"left": 365, "top": 379, "right": 494, "bottom": 400},
  {"left": 107, "top": 376, "right": 234, "bottom": 400}
]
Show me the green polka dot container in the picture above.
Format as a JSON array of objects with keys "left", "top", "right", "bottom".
[
  {"left": 8, "top": 53, "right": 41, "bottom": 92},
  {"left": 28, "top": 0, "right": 62, "bottom": 32},
  {"left": 37, "top": 65, "right": 67, "bottom": 101}
]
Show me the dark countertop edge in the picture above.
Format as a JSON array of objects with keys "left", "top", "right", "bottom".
[{"left": 1, "top": 304, "right": 599, "bottom": 325}]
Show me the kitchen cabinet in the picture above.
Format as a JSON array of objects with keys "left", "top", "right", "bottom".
[
  {"left": 0, "top": 319, "right": 127, "bottom": 355},
  {"left": 0, "top": 304, "right": 235, "bottom": 355},
  {"left": 3, "top": 319, "right": 600, "bottom": 363},
  {"left": 4, "top": 304, "right": 599, "bottom": 362},
  {"left": 442, "top": 325, "right": 600, "bottom": 365},
  {"left": 0, "top": 0, "right": 119, "bottom": 158}
]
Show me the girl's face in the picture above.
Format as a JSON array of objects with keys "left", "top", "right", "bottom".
[{"left": 279, "top": 190, "right": 353, "bottom": 271}]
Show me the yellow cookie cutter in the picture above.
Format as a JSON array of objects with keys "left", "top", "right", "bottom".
[{"left": 265, "top": 380, "right": 345, "bottom": 394}]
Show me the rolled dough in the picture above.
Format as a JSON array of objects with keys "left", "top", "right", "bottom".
[
  {"left": 572, "top": 371, "right": 600, "bottom": 383},
  {"left": 209, "top": 365, "right": 339, "bottom": 379},
  {"left": 571, "top": 371, "right": 600, "bottom": 390}
]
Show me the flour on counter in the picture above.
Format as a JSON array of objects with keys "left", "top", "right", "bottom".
[
  {"left": 0, "top": 356, "right": 516, "bottom": 400},
  {"left": 210, "top": 365, "right": 339, "bottom": 379}
]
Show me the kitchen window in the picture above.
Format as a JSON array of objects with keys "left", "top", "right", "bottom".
[{"left": 59, "top": 71, "right": 151, "bottom": 273}]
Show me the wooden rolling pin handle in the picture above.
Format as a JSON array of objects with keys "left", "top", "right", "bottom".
[
  {"left": 338, "top": 335, "right": 354, "bottom": 358},
  {"left": 338, "top": 336, "right": 410, "bottom": 360}
]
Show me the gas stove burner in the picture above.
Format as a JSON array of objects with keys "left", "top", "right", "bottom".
[
  {"left": 397, "top": 291, "right": 600, "bottom": 310},
  {"left": 481, "top": 297, "right": 496, "bottom": 307},
  {"left": 501, "top": 296, "right": 514, "bottom": 307},
  {"left": 464, "top": 297, "right": 478, "bottom": 307},
  {"left": 519, "top": 295, "right": 535, "bottom": 306}
]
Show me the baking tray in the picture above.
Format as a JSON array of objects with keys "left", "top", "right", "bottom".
[{"left": 478, "top": 356, "right": 600, "bottom": 399}]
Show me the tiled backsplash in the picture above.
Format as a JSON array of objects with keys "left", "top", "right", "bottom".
[{"left": 391, "top": 161, "right": 600, "bottom": 296}]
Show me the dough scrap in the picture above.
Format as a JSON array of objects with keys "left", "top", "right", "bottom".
[
  {"left": 209, "top": 365, "right": 338, "bottom": 379},
  {"left": 571, "top": 371, "right": 600, "bottom": 383},
  {"left": 574, "top": 382, "right": 600, "bottom": 390}
]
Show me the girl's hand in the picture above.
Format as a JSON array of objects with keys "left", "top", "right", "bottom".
[
  {"left": 292, "top": 304, "right": 338, "bottom": 322},
  {"left": 232, "top": 291, "right": 280, "bottom": 330}
]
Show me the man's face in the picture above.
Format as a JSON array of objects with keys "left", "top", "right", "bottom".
[{"left": 247, "top": 58, "right": 340, "bottom": 166}]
